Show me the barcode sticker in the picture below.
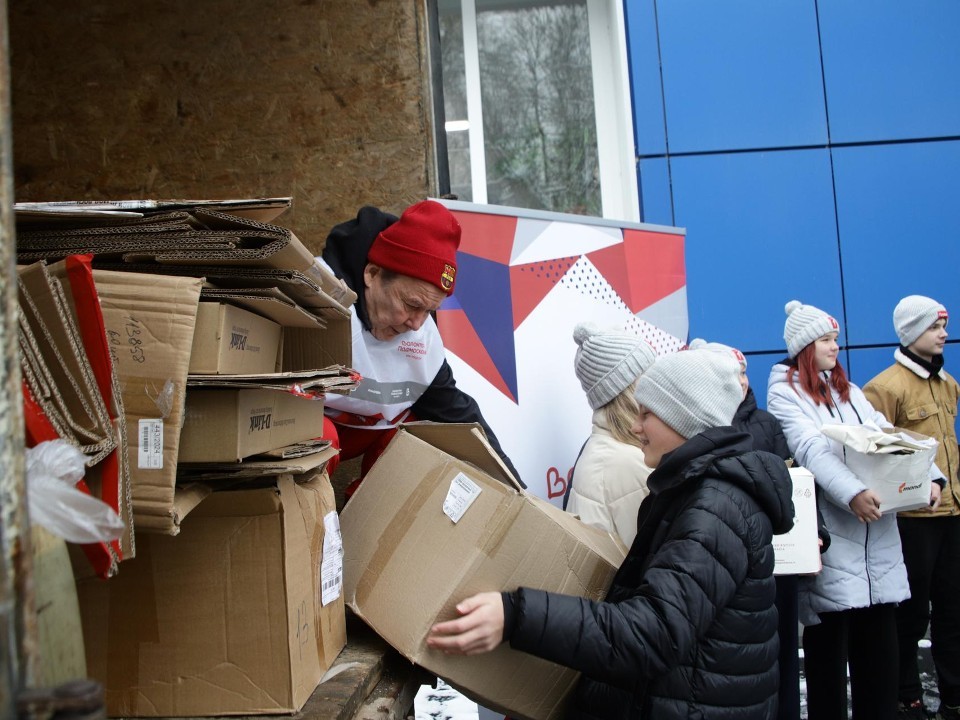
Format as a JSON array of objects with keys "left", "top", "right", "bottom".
[
  {"left": 320, "top": 511, "right": 343, "bottom": 606},
  {"left": 443, "top": 473, "right": 482, "bottom": 523},
  {"left": 138, "top": 419, "right": 163, "bottom": 469}
]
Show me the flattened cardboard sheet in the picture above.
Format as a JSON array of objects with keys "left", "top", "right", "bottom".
[
  {"left": 15, "top": 197, "right": 292, "bottom": 224},
  {"left": 200, "top": 287, "right": 326, "bottom": 329},
  {"left": 93, "top": 269, "right": 202, "bottom": 535},
  {"left": 18, "top": 261, "right": 115, "bottom": 464}
]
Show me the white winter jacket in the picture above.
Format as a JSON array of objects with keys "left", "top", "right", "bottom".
[
  {"left": 767, "top": 363, "right": 909, "bottom": 624},
  {"left": 565, "top": 414, "right": 652, "bottom": 547}
]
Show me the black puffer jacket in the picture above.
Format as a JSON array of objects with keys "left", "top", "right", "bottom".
[
  {"left": 735, "top": 386, "right": 831, "bottom": 553},
  {"left": 322, "top": 206, "right": 522, "bottom": 483},
  {"left": 508, "top": 427, "right": 794, "bottom": 719},
  {"left": 733, "top": 387, "right": 791, "bottom": 460}
]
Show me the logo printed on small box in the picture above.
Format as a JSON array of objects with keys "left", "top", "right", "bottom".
[
  {"left": 230, "top": 331, "right": 248, "bottom": 351},
  {"left": 249, "top": 413, "right": 272, "bottom": 432}
]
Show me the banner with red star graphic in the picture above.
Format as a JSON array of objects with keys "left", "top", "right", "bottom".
[{"left": 435, "top": 200, "right": 688, "bottom": 504}]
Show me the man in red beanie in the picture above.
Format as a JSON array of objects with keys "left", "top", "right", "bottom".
[{"left": 320, "top": 200, "right": 520, "bottom": 494}]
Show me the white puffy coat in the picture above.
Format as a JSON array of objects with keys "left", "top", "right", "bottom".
[
  {"left": 767, "top": 363, "right": 909, "bottom": 624},
  {"left": 566, "top": 413, "right": 652, "bottom": 547}
]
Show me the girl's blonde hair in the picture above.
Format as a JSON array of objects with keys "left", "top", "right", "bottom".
[{"left": 601, "top": 382, "right": 643, "bottom": 449}]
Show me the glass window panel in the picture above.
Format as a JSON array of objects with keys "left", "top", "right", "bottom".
[
  {"left": 439, "top": 5, "right": 474, "bottom": 201},
  {"left": 439, "top": 0, "right": 602, "bottom": 216},
  {"left": 477, "top": 0, "right": 599, "bottom": 215}
]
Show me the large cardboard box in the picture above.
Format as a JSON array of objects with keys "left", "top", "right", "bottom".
[
  {"left": 77, "top": 472, "right": 347, "bottom": 716},
  {"left": 188, "top": 301, "right": 281, "bottom": 374},
  {"left": 178, "top": 388, "right": 326, "bottom": 462},
  {"left": 342, "top": 423, "right": 626, "bottom": 720},
  {"left": 774, "top": 467, "right": 821, "bottom": 576}
]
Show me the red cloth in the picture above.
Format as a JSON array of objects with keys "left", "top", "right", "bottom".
[{"left": 321, "top": 413, "right": 418, "bottom": 498}]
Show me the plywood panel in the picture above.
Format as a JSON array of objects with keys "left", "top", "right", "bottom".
[{"left": 9, "top": 0, "right": 436, "bottom": 252}]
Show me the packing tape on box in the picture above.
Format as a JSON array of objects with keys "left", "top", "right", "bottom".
[
  {"left": 117, "top": 375, "right": 179, "bottom": 419},
  {"left": 354, "top": 466, "right": 445, "bottom": 608},
  {"left": 476, "top": 495, "right": 523, "bottom": 558}
]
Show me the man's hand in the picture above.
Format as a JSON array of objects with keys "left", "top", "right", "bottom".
[
  {"left": 425, "top": 592, "right": 504, "bottom": 656},
  {"left": 929, "top": 482, "right": 943, "bottom": 511},
  {"left": 850, "top": 489, "right": 883, "bottom": 523}
]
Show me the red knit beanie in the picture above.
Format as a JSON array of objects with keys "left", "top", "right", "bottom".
[{"left": 368, "top": 200, "right": 461, "bottom": 294}]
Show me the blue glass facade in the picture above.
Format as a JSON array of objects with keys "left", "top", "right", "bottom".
[{"left": 625, "top": 0, "right": 960, "bottom": 395}]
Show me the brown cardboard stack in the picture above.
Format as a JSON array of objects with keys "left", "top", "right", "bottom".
[
  {"left": 18, "top": 256, "right": 134, "bottom": 575},
  {"left": 16, "top": 197, "right": 358, "bottom": 535},
  {"left": 15, "top": 198, "right": 353, "bottom": 715}
]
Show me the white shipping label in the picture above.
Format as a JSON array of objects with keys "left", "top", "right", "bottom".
[
  {"left": 443, "top": 472, "right": 482, "bottom": 523},
  {"left": 138, "top": 419, "right": 163, "bottom": 469},
  {"left": 320, "top": 511, "right": 344, "bottom": 606}
]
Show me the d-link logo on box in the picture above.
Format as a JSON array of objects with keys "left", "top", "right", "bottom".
[
  {"left": 899, "top": 481, "right": 922, "bottom": 494},
  {"left": 230, "top": 331, "right": 248, "bottom": 351},
  {"left": 249, "top": 413, "right": 272, "bottom": 432}
]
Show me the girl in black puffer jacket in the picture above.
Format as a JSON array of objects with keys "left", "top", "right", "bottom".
[
  {"left": 427, "top": 349, "right": 794, "bottom": 720},
  {"left": 696, "top": 338, "right": 829, "bottom": 720}
]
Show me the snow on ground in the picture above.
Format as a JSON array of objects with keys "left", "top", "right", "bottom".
[
  {"left": 414, "top": 639, "right": 940, "bottom": 720},
  {"left": 414, "top": 679, "right": 480, "bottom": 720}
]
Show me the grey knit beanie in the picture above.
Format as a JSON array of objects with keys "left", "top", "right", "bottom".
[
  {"left": 688, "top": 338, "right": 747, "bottom": 370},
  {"left": 573, "top": 322, "right": 657, "bottom": 410},
  {"left": 783, "top": 300, "right": 840, "bottom": 358},
  {"left": 634, "top": 349, "right": 743, "bottom": 439},
  {"left": 894, "top": 295, "right": 948, "bottom": 347}
]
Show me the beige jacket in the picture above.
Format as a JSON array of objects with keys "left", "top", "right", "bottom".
[
  {"left": 863, "top": 349, "right": 960, "bottom": 517},
  {"left": 565, "top": 415, "right": 652, "bottom": 547}
]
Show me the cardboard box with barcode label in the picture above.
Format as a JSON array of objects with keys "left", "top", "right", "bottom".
[
  {"left": 188, "top": 301, "right": 282, "bottom": 374},
  {"left": 93, "top": 269, "right": 203, "bottom": 535},
  {"left": 77, "top": 471, "right": 346, "bottom": 716},
  {"left": 774, "top": 467, "right": 821, "bottom": 576},
  {"left": 341, "top": 423, "right": 626, "bottom": 720},
  {"left": 178, "top": 388, "right": 326, "bottom": 462}
]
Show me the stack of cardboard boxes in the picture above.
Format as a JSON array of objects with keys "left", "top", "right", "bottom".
[
  {"left": 17, "top": 197, "right": 635, "bottom": 720},
  {"left": 16, "top": 198, "right": 353, "bottom": 716}
]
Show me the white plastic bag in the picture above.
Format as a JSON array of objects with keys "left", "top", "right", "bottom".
[
  {"left": 821, "top": 424, "right": 938, "bottom": 512},
  {"left": 821, "top": 423, "right": 938, "bottom": 455},
  {"left": 26, "top": 440, "right": 125, "bottom": 543}
]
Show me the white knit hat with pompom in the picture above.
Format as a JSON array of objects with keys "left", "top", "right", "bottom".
[
  {"left": 688, "top": 338, "right": 747, "bottom": 370},
  {"left": 573, "top": 322, "right": 657, "bottom": 410},
  {"left": 783, "top": 300, "right": 840, "bottom": 358}
]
